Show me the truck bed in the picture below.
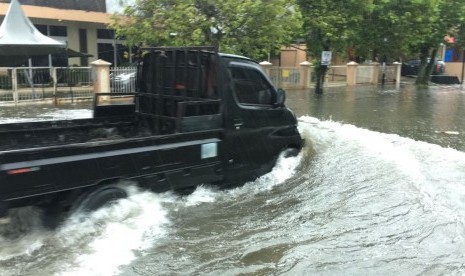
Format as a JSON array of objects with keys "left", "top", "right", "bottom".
[
  {"left": 0, "top": 115, "right": 147, "bottom": 151},
  {"left": 0, "top": 125, "right": 224, "bottom": 201}
]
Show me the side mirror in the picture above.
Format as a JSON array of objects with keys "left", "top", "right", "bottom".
[{"left": 275, "top": 88, "right": 286, "bottom": 107}]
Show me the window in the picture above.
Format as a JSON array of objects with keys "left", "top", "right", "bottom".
[
  {"left": 97, "top": 43, "right": 131, "bottom": 66},
  {"left": 33, "top": 24, "right": 67, "bottom": 37},
  {"left": 79, "top": 29, "right": 88, "bottom": 66},
  {"left": 29, "top": 24, "right": 69, "bottom": 67},
  {"left": 49, "top": 25, "right": 67, "bottom": 37},
  {"left": 35, "top": 24, "right": 47, "bottom": 35},
  {"left": 97, "top": 28, "right": 130, "bottom": 66},
  {"left": 97, "top": 29, "right": 115, "bottom": 39},
  {"left": 230, "top": 66, "right": 274, "bottom": 106},
  {"left": 97, "top": 43, "right": 114, "bottom": 64}
]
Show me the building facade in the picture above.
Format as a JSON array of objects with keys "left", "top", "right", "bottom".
[
  {"left": 0, "top": 0, "right": 106, "bottom": 12},
  {"left": 0, "top": 0, "right": 127, "bottom": 67}
]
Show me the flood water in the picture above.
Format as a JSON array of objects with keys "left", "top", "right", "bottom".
[{"left": 1, "top": 83, "right": 465, "bottom": 275}]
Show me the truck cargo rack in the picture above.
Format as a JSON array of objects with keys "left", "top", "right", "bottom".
[{"left": 136, "top": 47, "right": 222, "bottom": 134}]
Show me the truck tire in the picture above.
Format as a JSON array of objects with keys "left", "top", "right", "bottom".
[{"left": 71, "top": 185, "right": 128, "bottom": 214}]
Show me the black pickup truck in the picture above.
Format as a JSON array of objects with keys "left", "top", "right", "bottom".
[{"left": 0, "top": 47, "right": 303, "bottom": 223}]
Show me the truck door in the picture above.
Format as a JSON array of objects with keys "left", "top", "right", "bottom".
[{"left": 223, "top": 60, "right": 294, "bottom": 182}]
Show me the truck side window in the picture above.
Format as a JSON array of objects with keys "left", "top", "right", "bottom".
[{"left": 230, "top": 67, "right": 274, "bottom": 106}]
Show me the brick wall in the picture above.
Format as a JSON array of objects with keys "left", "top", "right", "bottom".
[{"left": 0, "top": 0, "right": 106, "bottom": 12}]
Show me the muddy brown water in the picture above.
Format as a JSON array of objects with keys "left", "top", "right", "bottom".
[{"left": 1, "top": 83, "right": 465, "bottom": 275}]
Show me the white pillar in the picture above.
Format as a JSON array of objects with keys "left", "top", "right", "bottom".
[
  {"left": 393, "top": 62, "right": 402, "bottom": 88},
  {"left": 259, "top": 61, "right": 272, "bottom": 76},
  {"left": 370, "top": 62, "right": 380, "bottom": 85},
  {"left": 346, "top": 61, "right": 358, "bottom": 86},
  {"left": 300, "top": 61, "right": 312, "bottom": 89},
  {"left": 12, "top": 68, "right": 18, "bottom": 104},
  {"left": 90, "top": 59, "right": 112, "bottom": 102}
]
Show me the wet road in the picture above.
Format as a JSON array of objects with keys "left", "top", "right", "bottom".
[{"left": 1, "top": 84, "right": 465, "bottom": 275}]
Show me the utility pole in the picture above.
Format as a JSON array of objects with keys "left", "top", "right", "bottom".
[{"left": 113, "top": 37, "right": 118, "bottom": 67}]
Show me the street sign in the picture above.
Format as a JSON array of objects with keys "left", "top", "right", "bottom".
[{"left": 321, "top": 51, "right": 332, "bottom": 66}]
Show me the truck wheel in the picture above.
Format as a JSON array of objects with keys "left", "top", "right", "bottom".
[{"left": 71, "top": 185, "right": 128, "bottom": 214}]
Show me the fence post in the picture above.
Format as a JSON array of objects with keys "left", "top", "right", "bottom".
[
  {"left": 51, "top": 67, "right": 57, "bottom": 104},
  {"left": 371, "top": 62, "right": 380, "bottom": 85},
  {"left": 11, "top": 68, "right": 18, "bottom": 104},
  {"left": 393, "top": 61, "right": 401, "bottom": 88},
  {"left": 300, "top": 61, "right": 311, "bottom": 89},
  {"left": 347, "top": 61, "right": 358, "bottom": 86},
  {"left": 90, "top": 59, "right": 112, "bottom": 102}
]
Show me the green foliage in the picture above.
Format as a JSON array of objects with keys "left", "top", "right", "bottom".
[
  {"left": 298, "top": 0, "right": 373, "bottom": 92},
  {"left": 354, "top": 0, "right": 441, "bottom": 60},
  {"left": 298, "top": 0, "right": 465, "bottom": 87},
  {"left": 439, "top": 0, "right": 465, "bottom": 49},
  {"left": 298, "top": 0, "right": 373, "bottom": 58},
  {"left": 298, "top": 0, "right": 465, "bottom": 61},
  {"left": 109, "top": 0, "right": 302, "bottom": 60}
]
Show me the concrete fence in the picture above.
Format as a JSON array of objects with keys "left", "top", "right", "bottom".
[
  {"left": 260, "top": 61, "right": 402, "bottom": 89},
  {"left": 443, "top": 62, "right": 465, "bottom": 83},
  {"left": 0, "top": 66, "right": 94, "bottom": 103},
  {"left": 0, "top": 59, "right": 404, "bottom": 104},
  {"left": 0, "top": 60, "right": 139, "bottom": 104}
]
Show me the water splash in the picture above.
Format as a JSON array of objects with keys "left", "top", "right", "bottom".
[
  {"left": 291, "top": 116, "right": 465, "bottom": 274},
  {"left": 4, "top": 117, "right": 464, "bottom": 275},
  {"left": 55, "top": 185, "right": 171, "bottom": 276}
]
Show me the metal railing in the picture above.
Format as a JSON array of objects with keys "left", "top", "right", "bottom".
[
  {"left": 356, "top": 65, "right": 374, "bottom": 84},
  {"left": 268, "top": 67, "right": 304, "bottom": 89},
  {"left": 0, "top": 67, "right": 93, "bottom": 103},
  {"left": 0, "top": 63, "right": 400, "bottom": 103},
  {"left": 379, "top": 65, "right": 396, "bottom": 83},
  {"left": 264, "top": 64, "right": 398, "bottom": 89},
  {"left": 110, "top": 67, "right": 137, "bottom": 94},
  {"left": 327, "top": 66, "right": 347, "bottom": 84},
  {"left": 0, "top": 68, "right": 13, "bottom": 102}
]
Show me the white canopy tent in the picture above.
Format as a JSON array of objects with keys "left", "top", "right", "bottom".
[{"left": 0, "top": 0, "right": 89, "bottom": 66}]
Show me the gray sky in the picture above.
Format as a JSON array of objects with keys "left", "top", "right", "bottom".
[{"left": 106, "top": 0, "right": 133, "bottom": 13}]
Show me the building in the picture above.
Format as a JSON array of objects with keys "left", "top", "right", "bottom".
[{"left": 0, "top": 0, "right": 128, "bottom": 67}]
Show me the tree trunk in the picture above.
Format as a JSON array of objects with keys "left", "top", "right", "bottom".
[
  {"left": 314, "top": 63, "right": 328, "bottom": 94},
  {"left": 416, "top": 46, "right": 437, "bottom": 86}
]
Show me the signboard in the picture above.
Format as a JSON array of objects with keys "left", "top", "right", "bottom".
[{"left": 321, "top": 51, "right": 332, "bottom": 66}]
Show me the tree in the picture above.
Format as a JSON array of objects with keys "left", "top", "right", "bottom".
[
  {"left": 354, "top": 0, "right": 465, "bottom": 86},
  {"left": 299, "top": 0, "right": 465, "bottom": 88},
  {"left": 297, "top": 0, "right": 373, "bottom": 93},
  {"left": 413, "top": 0, "right": 465, "bottom": 86},
  {"left": 353, "top": 0, "right": 436, "bottom": 60},
  {"left": 109, "top": 0, "right": 302, "bottom": 61},
  {"left": 351, "top": 0, "right": 441, "bottom": 86}
]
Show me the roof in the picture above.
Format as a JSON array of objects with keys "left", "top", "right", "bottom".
[
  {"left": 0, "top": 0, "right": 66, "bottom": 65},
  {"left": 219, "top": 53, "right": 254, "bottom": 62},
  {"left": 0, "top": 2, "right": 110, "bottom": 24},
  {"left": 0, "top": 0, "right": 65, "bottom": 47}
]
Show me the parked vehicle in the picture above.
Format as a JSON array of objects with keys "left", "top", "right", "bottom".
[
  {"left": 401, "top": 58, "right": 445, "bottom": 76},
  {"left": 110, "top": 70, "right": 136, "bottom": 92},
  {"left": 0, "top": 47, "right": 303, "bottom": 225}
]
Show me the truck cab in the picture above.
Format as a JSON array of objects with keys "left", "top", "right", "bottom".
[
  {"left": 219, "top": 54, "right": 301, "bottom": 182},
  {"left": 134, "top": 47, "right": 302, "bottom": 183}
]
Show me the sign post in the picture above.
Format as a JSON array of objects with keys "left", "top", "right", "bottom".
[
  {"left": 315, "top": 51, "right": 332, "bottom": 94},
  {"left": 321, "top": 51, "right": 332, "bottom": 66}
]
